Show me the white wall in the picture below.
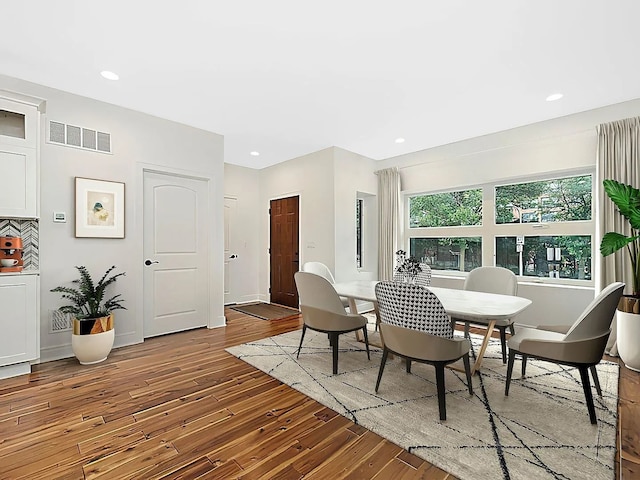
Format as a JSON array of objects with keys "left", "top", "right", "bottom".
[
  {"left": 379, "top": 98, "right": 640, "bottom": 192},
  {"left": 224, "top": 163, "right": 261, "bottom": 303},
  {"left": 378, "top": 98, "right": 640, "bottom": 327},
  {"left": 0, "top": 74, "right": 224, "bottom": 362},
  {"left": 258, "top": 148, "right": 335, "bottom": 300},
  {"left": 333, "top": 148, "right": 378, "bottom": 282},
  {"left": 226, "top": 147, "right": 378, "bottom": 305}
]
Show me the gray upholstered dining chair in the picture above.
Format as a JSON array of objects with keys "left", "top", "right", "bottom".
[
  {"left": 504, "top": 281, "right": 624, "bottom": 424},
  {"left": 374, "top": 281, "right": 473, "bottom": 421},
  {"left": 301, "top": 261, "right": 351, "bottom": 310},
  {"left": 294, "top": 271, "right": 370, "bottom": 374},
  {"left": 453, "top": 266, "right": 518, "bottom": 363}
]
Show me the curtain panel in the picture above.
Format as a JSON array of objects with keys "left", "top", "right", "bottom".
[
  {"left": 376, "top": 167, "right": 401, "bottom": 281},
  {"left": 597, "top": 116, "right": 640, "bottom": 355}
]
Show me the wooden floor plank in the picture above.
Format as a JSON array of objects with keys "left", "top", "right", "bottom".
[
  {"left": 304, "top": 430, "right": 390, "bottom": 479},
  {"left": 342, "top": 441, "right": 404, "bottom": 480},
  {"left": 209, "top": 399, "right": 326, "bottom": 471},
  {"left": 82, "top": 440, "right": 179, "bottom": 479},
  {"left": 0, "top": 309, "right": 635, "bottom": 480}
]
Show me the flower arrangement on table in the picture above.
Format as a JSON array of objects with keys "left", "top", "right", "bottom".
[{"left": 394, "top": 250, "right": 422, "bottom": 282}]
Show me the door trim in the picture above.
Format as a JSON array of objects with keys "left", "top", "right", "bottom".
[{"left": 136, "top": 162, "right": 220, "bottom": 342}]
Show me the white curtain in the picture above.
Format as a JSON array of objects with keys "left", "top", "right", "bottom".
[
  {"left": 597, "top": 117, "right": 640, "bottom": 355},
  {"left": 376, "top": 167, "right": 401, "bottom": 281}
]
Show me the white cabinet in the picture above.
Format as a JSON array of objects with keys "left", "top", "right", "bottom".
[
  {"left": 0, "top": 96, "right": 39, "bottom": 218},
  {"left": 0, "top": 97, "right": 39, "bottom": 148},
  {"left": 0, "top": 275, "right": 39, "bottom": 371},
  {"left": 0, "top": 145, "right": 37, "bottom": 218}
]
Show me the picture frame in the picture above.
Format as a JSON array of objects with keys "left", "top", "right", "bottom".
[{"left": 75, "top": 177, "right": 125, "bottom": 238}]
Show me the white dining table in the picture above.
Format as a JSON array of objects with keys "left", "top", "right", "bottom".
[{"left": 332, "top": 280, "right": 532, "bottom": 374}]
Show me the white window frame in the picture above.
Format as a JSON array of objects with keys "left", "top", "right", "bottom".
[{"left": 404, "top": 169, "right": 595, "bottom": 286}]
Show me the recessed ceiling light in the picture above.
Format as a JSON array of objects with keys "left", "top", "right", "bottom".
[
  {"left": 395, "top": 138, "right": 405, "bottom": 144},
  {"left": 250, "top": 151, "right": 260, "bottom": 156},
  {"left": 546, "top": 93, "right": 563, "bottom": 102},
  {"left": 100, "top": 71, "right": 119, "bottom": 81}
]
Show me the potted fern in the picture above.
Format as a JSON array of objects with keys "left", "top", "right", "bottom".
[
  {"left": 51, "top": 265, "right": 126, "bottom": 364},
  {"left": 601, "top": 179, "right": 640, "bottom": 371}
]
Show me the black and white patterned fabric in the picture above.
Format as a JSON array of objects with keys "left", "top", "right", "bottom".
[
  {"left": 392, "top": 263, "right": 432, "bottom": 286},
  {"left": 375, "top": 281, "right": 452, "bottom": 338}
]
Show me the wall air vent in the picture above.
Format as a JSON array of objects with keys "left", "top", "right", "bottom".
[{"left": 48, "top": 120, "right": 112, "bottom": 154}]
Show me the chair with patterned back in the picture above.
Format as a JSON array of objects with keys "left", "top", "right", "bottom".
[
  {"left": 374, "top": 281, "right": 473, "bottom": 420},
  {"left": 393, "top": 263, "right": 432, "bottom": 286}
]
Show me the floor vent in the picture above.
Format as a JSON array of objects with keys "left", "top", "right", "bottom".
[{"left": 48, "top": 120, "right": 112, "bottom": 153}]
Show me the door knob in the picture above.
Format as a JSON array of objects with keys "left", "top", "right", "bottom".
[{"left": 144, "top": 259, "right": 159, "bottom": 266}]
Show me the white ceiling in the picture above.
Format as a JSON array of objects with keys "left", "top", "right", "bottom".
[{"left": 3, "top": 1, "right": 640, "bottom": 169}]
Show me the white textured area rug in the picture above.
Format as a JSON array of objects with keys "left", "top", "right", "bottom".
[{"left": 226, "top": 328, "right": 618, "bottom": 480}]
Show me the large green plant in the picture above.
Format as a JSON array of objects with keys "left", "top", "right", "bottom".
[
  {"left": 51, "top": 265, "right": 126, "bottom": 319},
  {"left": 600, "top": 179, "right": 640, "bottom": 297}
]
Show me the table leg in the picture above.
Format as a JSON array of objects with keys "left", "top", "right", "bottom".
[
  {"left": 472, "top": 320, "right": 496, "bottom": 374},
  {"left": 351, "top": 298, "right": 364, "bottom": 341},
  {"left": 373, "top": 302, "right": 385, "bottom": 349}
]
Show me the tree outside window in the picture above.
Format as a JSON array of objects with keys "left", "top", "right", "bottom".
[
  {"left": 409, "top": 189, "right": 482, "bottom": 228},
  {"left": 495, "top": 175, "right": 592, "bottom": 224},
  {"left": 409, "top": 237, "right": 482, "bottom": 272},
  {"left": 496, "top": 235, "right": 591, "bottom": 280}
]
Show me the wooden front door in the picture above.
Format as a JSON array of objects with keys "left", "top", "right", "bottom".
[{"left": 269, "top": 196, "right": 299, "bottom": 308}]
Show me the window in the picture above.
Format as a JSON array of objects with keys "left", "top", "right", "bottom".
[
  {"left": 496, "top": 235, "right": 591, "bottom": 279},
  {"left": 495, "top": 175, "right": 592, "bottom": 224},
  {"left": 404, "top": 172, "right": 594, "bottom": 284},
  {"left": 409, "top": 188, "right": 482, "bottom": 228},
  {"left": 410, "top": 237, "right": 482, "bottom": 272},
  {"left": 356, "top": 198, "right": 363, "bottom": 268}
]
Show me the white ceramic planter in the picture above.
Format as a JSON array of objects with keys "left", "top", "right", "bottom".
[
  {"left": 616, "top": 309, "right": 640, "bottom": 372},
  {"left": 72, "top": 329, "right": 115, "bottom": 365},
  {"left": 71, "top": 314, "right": 115, "bottom": 365}
]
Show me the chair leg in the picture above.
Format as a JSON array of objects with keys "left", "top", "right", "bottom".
[
  {"left": 462, "top": 353, "right": 473, "bottom": 395},
  {"left": 296, "top": 325, "right": 307, "bottom": 358},
  {"left": 329, "top": 332, "right": 339, "bottom": 374},
  {"left": 590, "top": 365, "right": 602, "bottom": 396},
  {"left": 521, "top": 355, "right": 527, "bottom": 376},
  {"left": 435, "top": 363, "right": 447, "bottom": 421},
  {"left": 579, "top": 365, "right": 597, "bottom": 424},
  {"left": 499, "top": 327, "right": 507, "bottom": 364},
  {"left": 362, "top": 326, "right": 371, "bottom": 360},
  {"left": 375, "top": 348, "right": 389, "bottom": 392},
  {"left": 406, "top": 359, "right": 412, "bottom": 373},
  {"left": 505, "top": 349, "right": 516, "bottom": 396},
  {"left": 464, "top": 322, "right": 470, "bottom": 339},
  {"left": 509, "top": 323, "right": 515, "bottom": 336}
]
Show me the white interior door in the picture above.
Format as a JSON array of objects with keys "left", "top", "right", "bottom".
[
  {"left": 224, "top": 196, "right": 240, "bottom": 304},
  {"left": 143, "top": 171, "right": 209, "bottom": 338}
]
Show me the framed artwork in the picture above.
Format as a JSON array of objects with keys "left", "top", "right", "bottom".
[{"left": 75, "top": 177, "right": 125, "bottom": 238}]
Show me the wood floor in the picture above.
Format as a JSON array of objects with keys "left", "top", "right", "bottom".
[{"left": 0, "top": 308, "right": 638, "bottom": 479}]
